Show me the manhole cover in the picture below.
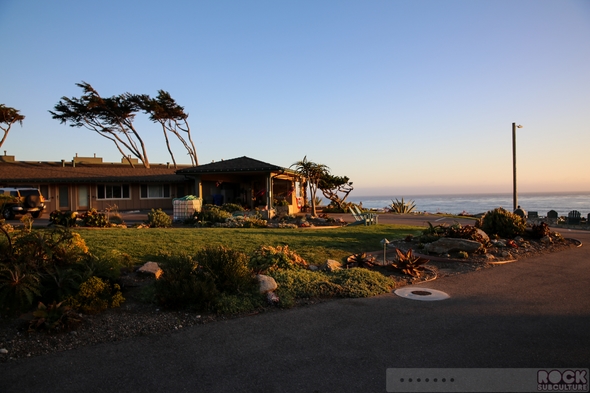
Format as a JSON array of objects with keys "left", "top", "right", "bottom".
[
  {"left": 411, "top": 290, "right": 432, "bottom": 296},
  {"left": 394, "top": 287, "right": 450, "bottom": 301}
]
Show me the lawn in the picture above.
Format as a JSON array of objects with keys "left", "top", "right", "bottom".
[{"left": 75, "top": 224, "right": 423, "bottom": 266}]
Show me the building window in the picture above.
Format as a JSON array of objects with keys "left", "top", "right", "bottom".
[
  {"left": 97, "top": 184, "right": 130, "bottom": 200},
  {"left": 39, "top": 185, "right": 49, "bottom": 200},
  {"left": 140, "top": 184, "right": 170, "bottom": 199}
]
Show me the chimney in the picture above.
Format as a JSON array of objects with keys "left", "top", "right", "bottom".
[
  {"left": 167, "top": 162, "right": 170, "bottom": 169},
  {"left": 72, "top": 159, "right": 76, "bottom": 168},
  {"left": 61, "top": 159, "right": 65, "bottom": 167}
]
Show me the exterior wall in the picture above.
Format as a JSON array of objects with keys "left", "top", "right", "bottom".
[{"left": 30, "top": 182, "right": 193, "bottom": 214}]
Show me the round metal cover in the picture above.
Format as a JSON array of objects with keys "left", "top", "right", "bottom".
[{"left": 394, "top": 287, "right": 450, "bottom": 301}]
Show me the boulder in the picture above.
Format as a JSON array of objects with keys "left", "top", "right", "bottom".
[
  {"left": 257, "top": 274, "right": 278, "bottom": 294},
  {"left": 424, "top": 238, "right": 483, "bottom": 254},
  {"left": 137, "top": 262, "right": 163, "bottom": 279},
  {"left": 474, "top": 228, "right": 490, "bottom": 243},
  {"left": 322, "top": 259, "right": 343, "bottom": 272}
]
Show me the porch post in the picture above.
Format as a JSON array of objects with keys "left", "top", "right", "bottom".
[
  {"left": 193, "top": 175, "right": 202, "bottom": 199},
  {"left": 266, "top": 174, "right": 272, "bottom": 209}
]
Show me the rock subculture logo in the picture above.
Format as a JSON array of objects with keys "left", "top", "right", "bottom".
[{"left": 537, "top": 369, "right": 588, "bottom": 391}]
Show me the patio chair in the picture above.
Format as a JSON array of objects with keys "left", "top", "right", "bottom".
[
  {"left": 567, "top": 210, "right": 581, "bottom": 225},
  {"left": 546, "top": 210, "right": 558, "bottom": 225},
  {"left": 348, "top": 205, "right": 378, "bottom": 226}
]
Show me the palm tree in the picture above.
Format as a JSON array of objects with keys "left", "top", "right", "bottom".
[{"left": 290, "top": 156, "right": 329, "bottom": 217}]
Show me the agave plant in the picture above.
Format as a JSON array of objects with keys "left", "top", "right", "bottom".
[
  {"left": 389, "top": 198, "right": 416, "bottom": 214},
  {"left": 345, "top": 253, "right": 377, "bottom": 269},
  {"left": 389, "top": 248, "right": 430, "bottom": 277},
  {"left": 29, "top": 301, "right": 82, "bottom": 332}
]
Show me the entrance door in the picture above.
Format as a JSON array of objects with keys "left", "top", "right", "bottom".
[
  {"left": 77, "top": 186, "right": 89, "bottom": 210},
  {"left": 58, "top": 186, "right": 69, "bottom": 210}
]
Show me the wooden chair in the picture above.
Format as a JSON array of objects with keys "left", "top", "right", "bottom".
[
  {"left": 348, "top": 205, "right": 378, "bottom": 226},
  {"left": 546, "top": 210, "right": 558, "bottom": 225},
  {"left": 567, "top": 210, "right": 581, "bottom": 225}
]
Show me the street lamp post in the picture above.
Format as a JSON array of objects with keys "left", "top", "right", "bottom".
[{"left": 512, "top": 122, "right": 523, "bottom": 211}]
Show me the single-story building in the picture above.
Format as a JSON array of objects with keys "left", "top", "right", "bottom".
[
  {"left": 0, "top": 154, "right": 304, "bottom": 217},
  {"left": 177, "top": 156, "right": 304, "bottom": 215}
]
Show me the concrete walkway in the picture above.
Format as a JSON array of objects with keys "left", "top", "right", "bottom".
[{"left": 1, "top": 229, "right": 589, "bottom": 392}]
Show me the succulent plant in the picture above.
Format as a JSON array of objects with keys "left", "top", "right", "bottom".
[
  {"left": 389, "top": 248, "right": 430, "bottom": 277},
  {"left": 345, "top": 253, "right": 377, "bottom": 269}
]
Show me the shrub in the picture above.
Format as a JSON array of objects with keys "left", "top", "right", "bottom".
[
  {"left": 147, "top": 208, "right": 172, "bottom": 228},
  {"left": 219, "top": 203, "right": 245, "bottom": 214},
  {"left": 192, "top": 205, "right": 232, "bottom": 225},
  {"left": 269, "top": 269, "right": 340, "bottom": 300},
  {"left": 221, "top": 215, "right": 267, "bottom": 228},
  {"left": 195, "top": 245, "right": 255, "bottom": 294},
  {"left": 49, "top": 210, "right": 79, "bottom": 227},
  {"left": 41, "top": 264, "right": 86, "bottom": 303},
  {"left": 84, "top": 250, "right": 133, "bottom": 282},
  {"left": 0, "top": 263, "right": 41, "bottom": 315},
  {"left": 69, "top": 276, "right": 124, "bottom": 314},
  {"left": 480, "top": 207, "right": 526, "bottom": 238},
  {"left": 331, "top": 268, "right": 395, "bottom": 297},
  {"left": 81, "top": 209, "right": 110, "bottom": 227},
  {"left": 154, "top": 254, "right": 219, "bottom": 310},
  {"left": 249, "top": 245, "right": 308, "bottom": 274},
  {"left": 11, "top": 228, "right": 90, "bottom": 269},
  {"left": 531, "top": 222, "right": 551, "bottom": 239},
  {"left": 28, "top": 301, "right": 81, "bottom": 332}
]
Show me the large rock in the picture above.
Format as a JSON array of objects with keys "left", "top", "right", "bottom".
[
  {"left": 257, "top": 274, "right": 278, "bottom": 294},
  {"left": 322, "top": 259, "right": 343, "bottom": 272},
  {"left": 474, "top": 228, "right": 490, "bottom": 243},
  {"left": 424, "top": 238, "right": 483, "bottom": 254},
  {"left": 137, "top": 262, "right": 163, "bottom": 279}
]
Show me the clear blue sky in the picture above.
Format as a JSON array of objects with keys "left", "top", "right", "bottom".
[{"left": 1, "top": 0, "right": 589, "bottom": 196}]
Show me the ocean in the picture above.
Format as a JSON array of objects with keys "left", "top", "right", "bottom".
[{"left": 341, "top": 192, "right": 590, "bottom": 217}]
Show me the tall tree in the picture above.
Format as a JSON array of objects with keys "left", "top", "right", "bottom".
[
  {"left": 290, "top": 156, "right": 329, "bottom": 217},
  {"left": 318, "top": 173, "right": 354, "bottom": 211},
  {"left": 50, "top": 82, "right": 150, "bottom": 168},
  {"left": 131, "top": 91, "right": 198, "bottom": 168},
  {"left": 0, "top": 104, "right": 25, "bottom": 149}
]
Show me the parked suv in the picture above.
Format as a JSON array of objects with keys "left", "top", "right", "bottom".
[{"left": 0, "top": 187, "right": 46, "bottom": 219}]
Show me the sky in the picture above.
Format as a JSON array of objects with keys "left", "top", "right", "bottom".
[{"left": 1, "top": 0, "right": 589, "bottom": 196}]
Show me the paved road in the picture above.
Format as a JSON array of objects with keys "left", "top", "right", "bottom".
[{"left": 1, "top": 219, "right": 589, "bottom": 393}]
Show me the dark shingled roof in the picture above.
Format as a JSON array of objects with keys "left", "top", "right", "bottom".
[
  {"left": 176, "top": 156, "right": 296, "bottom": 175},
  {"left": 0, "top": 161, "right": 189, "bottom": 184}
]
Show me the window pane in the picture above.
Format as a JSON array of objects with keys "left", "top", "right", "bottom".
[
  {"left": 140, "top": 185, "right": 147, "bottom": 198},
  {"left": 148, "top": 185, "right": 161, "bottom": 198},
  {"left": 97, "top": 185, "right": 105, "bottom": 199},
  {"left": 123, "top": 185, "right": 129, "bottom": 198}
]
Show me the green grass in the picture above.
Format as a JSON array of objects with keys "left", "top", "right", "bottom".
[{"left": 74, "top": 225, "right": 422, "bottom": 266}]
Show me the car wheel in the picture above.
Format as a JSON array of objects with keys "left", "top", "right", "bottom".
[
  {"left": 31, "top": 211, "right": 43, "bottom": 219},
  {"left": 2, "top": 209, "right": 15, "bottom": 220}
]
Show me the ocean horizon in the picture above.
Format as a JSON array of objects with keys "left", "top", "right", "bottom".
[{"left": 337, "top": 191, "right": 590, "bottom": 217}]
